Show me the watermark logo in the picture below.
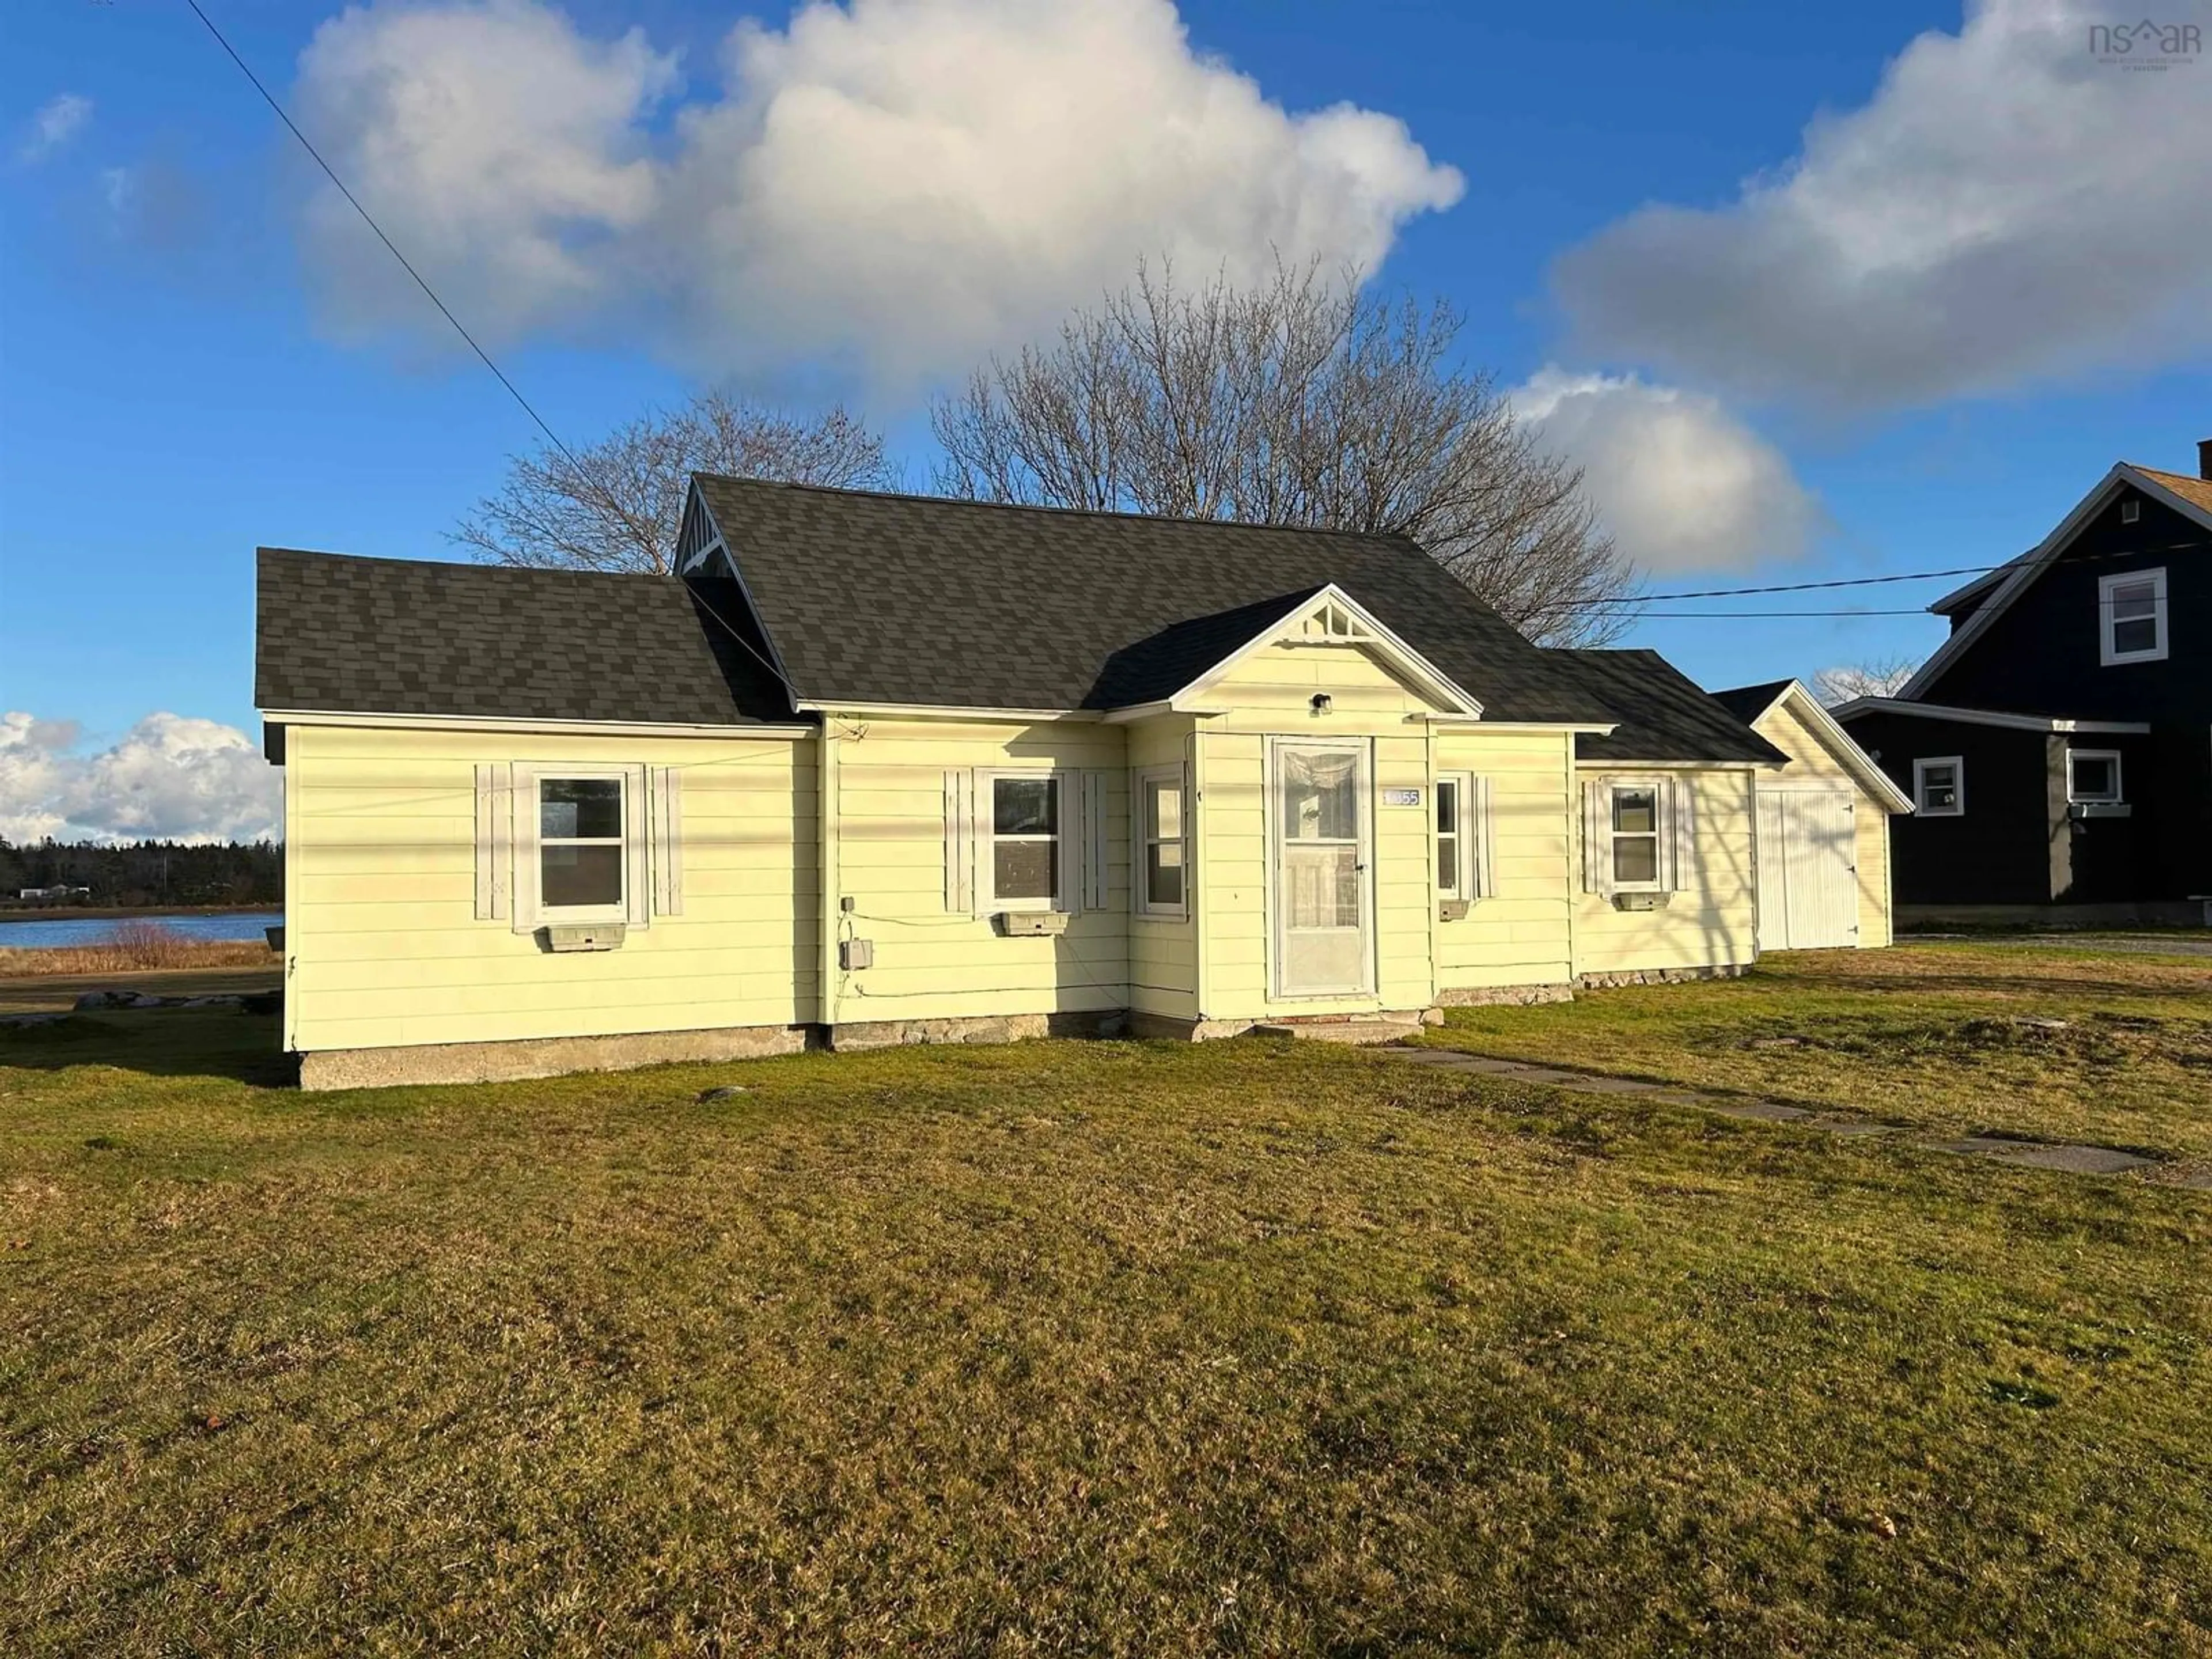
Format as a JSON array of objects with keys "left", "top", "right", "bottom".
[{"left": 2089, "top": 18, "right": 2203, "bottom": 68}]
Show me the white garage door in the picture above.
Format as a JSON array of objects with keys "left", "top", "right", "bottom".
[{"left": 1755, "top": 789, "right": 1859, "bottom": 951}]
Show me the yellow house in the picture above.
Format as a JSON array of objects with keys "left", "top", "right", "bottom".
[{"left": 256, "top": 478, "right": 1901, "bottom": 1088}]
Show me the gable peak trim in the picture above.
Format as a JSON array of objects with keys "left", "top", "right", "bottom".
[{"left": 1163, "top": 582, "right": 1485, "bottom": 717}]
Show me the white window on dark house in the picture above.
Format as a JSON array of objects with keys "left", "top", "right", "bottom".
[
  {"left": 2120, "top": 499, "right": 2140, "bottom": 524},
  {"left": 2066, "top": 749, "right": 2123, "bottom": 805},
  {"left": 537, "top": 776, "right": 627, "bottom": 914},
  {"left": 1914, "top": 757, "right": 1964, "bottom": 817},
  {"left": 1609, "top": 784, "right": 1664, "bottom": 889},
  {"left": 1136, "top": 767, "right": 1186, "bottom": 916},
  {"left": 986, "top": 774, "right": 1062, "bottom": 910},
  {"left": 2100, "top": 567, "right": 2168, "bottom": 665}
]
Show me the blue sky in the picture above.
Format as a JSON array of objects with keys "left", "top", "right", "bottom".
[{"left": 2, "top": 0, "right": 2207, "bottom": 839}]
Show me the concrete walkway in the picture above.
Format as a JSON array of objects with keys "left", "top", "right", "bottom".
[{"left": 1378, "top": 1047, "right": 2210, "bottom": 1189}]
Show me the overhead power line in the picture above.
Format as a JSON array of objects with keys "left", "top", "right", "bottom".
[
  {"left": 1589, "top": 537, "right": 2209, "bottom": 609},
  {"left": 184, "top": 1, "right": 2208, "bottom": 648},
  {"left": 1633, "top": 567, "right": 1990, "bottom": 601},
  {"left": 183, "top": 0, "right": 575, "bottom": 467},
  {"left": 184, "top": 1, "right": 798, "bottom": 694},
  {"left": 1630, "top": 609, "right": 1932, "bottom": 620}
]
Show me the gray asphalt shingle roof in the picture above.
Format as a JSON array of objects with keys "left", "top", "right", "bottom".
[
  {"left": 692, "top": 476, "right": 1619, "bottom": 724},
  {"left": 255, "top": 485, "right": 1784, "bottom": 766},
  {"left": 1554, "top": 651, "right": 1789, "bottom": 765},
  {"left": 255, "top": 548, "right": 790, "bottom": 725},
  {"left": 1707, "top": 680, "right": 1794, "bottom": 726}
]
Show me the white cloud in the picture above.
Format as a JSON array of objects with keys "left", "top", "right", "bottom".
[
  {"left": 18, "top": 93, "right": 92, "bottom": 161},
  {"left": 291, "top": 0, "right": 1463, "bottom": 386},
  {"left": 0, "top": 714, "right": 281, "bottom": 845},
  {"left": 296, "top": 0, "right": 675, "bottom": 347},
  {"left": 1551, "top": 0, "right": 2212, "bottom": 411},
  {"left": 1510, "top": 367, "right": 1827, "bottom": 573}
]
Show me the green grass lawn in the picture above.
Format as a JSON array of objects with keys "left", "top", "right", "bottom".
[
  {"left": 1431, "top": 942, "right": 2212, "bottom": 1173},
  {"left": 3, "top": 954, "right": 2209, "bottom": 1654}
]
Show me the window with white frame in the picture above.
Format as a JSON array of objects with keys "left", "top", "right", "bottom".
[
  {"left": 1135, "top": 767, "right": 1186, "bottom": 916},
  {"left": 1435, "top": 774, "right": 1480, "bottom": 901},
  {"left": 1914, "top": 757, "right": 1964, "bottom": 817},
  {"left": 1435, "top": 777, "right": 1464, "bottom": 899},
  {"left": 1608, "top": 783, "right": 1664, "bottom": 889},
  {"left": 2066, "top": 749, "right": 2123, "bottom": 804},
  {"left": 1583, "top": 776, "right": 1688, "bottom": 897},
  {"left": 984, "top": 773, "right": 1063, "bottom": 910},
  {"left": 2100, "top": 567, "right": 2168, "bottom": 665},
  {"left": 537, "top": 775, "right": 627, "bottom": 916}
]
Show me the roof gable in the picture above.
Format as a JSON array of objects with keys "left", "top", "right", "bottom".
[
  {"left": 1900, "top": 464, "right": 2212, "bottom": 700},
  {"left": 687, "top": 475, "right": 1618, "bottom": 724},
  {"left": 2136, "top": 465, "right": 2212, "bottom": 518},
  {"left": 1162, "top": 585, "right": 1483, "bottom": 717},
  {"left": 1716, "top": 679, "right": 1914, "bottom": 812}
]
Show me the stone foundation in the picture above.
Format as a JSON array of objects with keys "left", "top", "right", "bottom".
[
  {"left": 1576, "top": 964, "right": 1748, "bottom": 990},
  {"left": 826, "top": 1010, "right": 1124, "bottom": 1052},
  {"left": 1124, "top": 1012, "right": 1251, "bottom": 1042},
  {"left": 1436, "top": 982, "right": 1575, "bottom": 1008},
  {"left": 297, "top": 1023, "right": 810, "bottom": 1090}
]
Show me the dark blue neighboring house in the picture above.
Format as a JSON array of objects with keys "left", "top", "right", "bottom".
[{"left": 1834, "top": 441, "right": 2212, "bottom": 926}]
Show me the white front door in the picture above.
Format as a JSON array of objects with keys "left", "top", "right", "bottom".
[
  {"left": 1756, "top": 788, "right": 1858, "bottom": 950},
  {"left": 1269, "top": 739, "right": 1374, "bottom": 998}
]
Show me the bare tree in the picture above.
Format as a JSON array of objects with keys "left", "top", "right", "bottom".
[
  {"left": 930, "top": 260, "right": 1638, "bottom": 645},
  {"left": 1812, "top": 657, "right": 1920, "bottom": 706},
  {"left": 456, "top": 392, "right": 895, "bottom": 574}
]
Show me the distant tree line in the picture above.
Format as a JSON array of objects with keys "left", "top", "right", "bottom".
[{"left": 0, "top": 840, "right": 283, "bottom": 907}]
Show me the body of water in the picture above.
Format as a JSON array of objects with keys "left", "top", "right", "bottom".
[{"left": 0, "top": 912, "right": 283, "bottom": 949}]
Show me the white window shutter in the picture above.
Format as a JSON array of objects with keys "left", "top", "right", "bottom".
[
  {"left": 510, "top": 767, "right": 539, "bottom": 934},
  {"left": 1080, "top": 770, "right": 1108, "bottom": 911},
  {"left": 474, "top": 763, "right": 512, "bottom": 921},
  {"left": 624, "top": 762, "right": 652, "bottom": 927},
  {"left": 1667, "top": 776, "right": 1698, "bottom": 895},
  {"left": 943, "top": 769, "right": 974, "bottom": 915},
  {"left": 650, "top": 766, "right": 684, "bottom": 917},
  {"left": 1581, "top": 778, "right": 1612, "bottom": 896},
  {"left": 1472, "top": 775, "right": 1498, "bottom": 900}
]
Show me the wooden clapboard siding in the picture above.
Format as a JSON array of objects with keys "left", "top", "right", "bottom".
[
  {"left": 284, "top": 724, "right": 816, "bottom": 1054},
  {"left": 831, "top": 718, "right": 1130, "bottom": 1021},
  {"left": 283, "top": 628, "right": 1793, "bottom": 1057},
  {"left": 1433, "top": 728, "right": 1575, "bottom": 990},
  {"left": 1571, "top": 768, "right": 1759, "bottom": 975},
  {"left": 1207, "top": 637, "right": 1441, "bottom": 718},
  {"left": 1126, "top": 714, "right": 1199, "bottom": 1020}
]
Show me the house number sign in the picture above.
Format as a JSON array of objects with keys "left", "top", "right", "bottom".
[{"left": 1382, "top": 787, "right": 1423, "bottom": 806}]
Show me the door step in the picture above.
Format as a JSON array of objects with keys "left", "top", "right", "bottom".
[{"left": 1248, "top": 1019, "right": 1417, "bottom": 1046}]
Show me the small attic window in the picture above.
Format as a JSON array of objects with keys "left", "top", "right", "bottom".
[{"left": 2120, "top": 500, "right": 2141, "bottom": 524}]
